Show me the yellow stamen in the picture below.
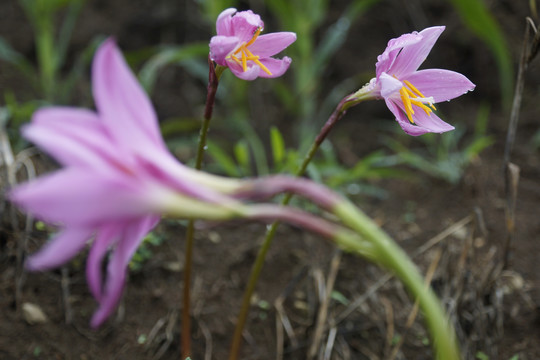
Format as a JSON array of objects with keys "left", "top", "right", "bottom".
[
  {"left": 241, "top": 50, "right": 247, "bottom": 72},
  {"left": 245, "top": 27, "right": 262, "bottom": 47},
  {"left": 410, "top": 99, "right": 434, "bottom": 115},
  {"left": 400, "top": 87, "right": 415, "bottom": 124},
  {"left": 226, "top": 26, "right": 273, "bottom": 76},
  {"left": 397, "top": 79, "right": 437, "bottom": 123},
  {"left": 404, "top": 79, "right": 437, "bottom": 110},
  {"left": 244, "top": 47, "right": 272, "bottom": 75},
  {"left": 403, "top": 80, "right": 423, "bottom": 97},
  {"left": 231, "top": 56, "right": 242, "bottom": 66}
]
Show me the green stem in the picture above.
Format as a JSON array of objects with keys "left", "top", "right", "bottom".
[
  {"left": 334, "top": 201, "right": 460, "bottom": 360},
  {"left": 228, "top": 87, "right": 375, "bottom": 360},
  {"left": 182, "top": 56, "right": 221, "bottom": 359},
  {"left": 35, "top": 16, "right": 56, "bottom": 101}
]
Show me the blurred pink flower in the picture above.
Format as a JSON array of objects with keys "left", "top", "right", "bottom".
[
  {"left": 209, "top": 8, "right": 296, "bottom": 80},
  {"left": 9, "top": 39, "right": 241, "bottom": 328},
  {"left": 367, "top": 26, "right": 475, "bottom": 136}
]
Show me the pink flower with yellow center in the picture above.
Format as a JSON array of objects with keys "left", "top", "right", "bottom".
[
  {"left": 209, "top": 8, "right": 296, "bottom": 80},
  {"left": 364, "top": 26, "right": 475, "bottom": 136}
]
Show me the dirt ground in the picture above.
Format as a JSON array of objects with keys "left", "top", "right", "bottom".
[{"left": 1, "top": 0, "right": 540, "bottom": 359}]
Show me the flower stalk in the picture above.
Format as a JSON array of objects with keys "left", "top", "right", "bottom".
[
  {"left": 182, "top": 55, "right": 222, "bottom": 359},
  {"left": 228, "top": 91, "right": 373, "bottom": 360},
  {"left": 333, "top": 200, "right": 460, "bottom": 360}
]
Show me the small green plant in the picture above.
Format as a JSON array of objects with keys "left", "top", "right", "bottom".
[
  {"left": 206, "top": 125, "right": 404, "bottom": 197},
  {"left": 129, "top": 232, "right": 165, "bottom": 272},
  {"left": 384, "top": 105, "right": 494, "bottom": 184},
  {"left": 475, "top": 351, "right": 489, "bottom": 360}
]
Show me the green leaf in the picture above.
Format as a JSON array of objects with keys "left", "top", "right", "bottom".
[
  {"left": 270, "top": 126, "right": 286, "bottom": 166},
  {"left": 196, "top": 0, "right": 238, "bottom": 23},
  {"left": 138, "top": 43, "right": 209, "bottom": 93},
  {"left": 0, "top": 37, "right": 36, "bottom": 81},
  {"left": 330, "top": 290, "right": 350, "bottom": 305},
  {"left": 206, "top": 140, "right": 241, "bottom": 177},
  {"left": 449, "top": 0, "right": 513, "bottom": 108},
  {"left": 475, "top": 351, "right": 489, "bottom": 360},
  {"left": 313, "top": 0, "right": 379, "bottom": 74},
  {"left": 234, "top": 140, "right": 250, "bottom": 172}
]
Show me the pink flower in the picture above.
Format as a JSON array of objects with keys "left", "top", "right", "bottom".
[
  {"left": 368, "top": 26, "right": 475, "bottom": 136},
  {"left": 9, "top": 39, "right": 242, "bottom": 328},
  {"left": 209, "top": 8, "right": 296, "bottom": 80}
]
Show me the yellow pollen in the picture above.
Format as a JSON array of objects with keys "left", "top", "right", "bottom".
[
  {"left": 398, "top": 79, "right": 437, "bottom": 124},
  {"left": 228, "top": 27, "right": 273, "bottom": 76}
]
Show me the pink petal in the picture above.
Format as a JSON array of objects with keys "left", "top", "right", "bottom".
[
  {"left": 408, "top": 106, "right": 454, "bottom": 134},
  {"left": 216, "top": 8, "right": 237, "bottom": 36},
  {"left": 86, "top": 224, "right": 121, "bottom": 301},
  {"left": 405, "top": 69, "right": 476, "bottom": 102},
  {"left": 137, "top": 148, "right": 240, "bottom": 206},
  {"left": 385, "top": 98, "right": 454, "bottom": 136},
  {"left": 390, "top": 26, "right": 445, "bottom": 78},
  {"left": 90, "top": 216, "right": 159, "bottom": 328},
  {"left": 25, "top": 227, "right": 93, "bottom": 271},
  {"left": 376, "top": 32, "right": 422, "bottom": 78},
  {"left": 92, "top": 38, "right": 166, "bottom": 156},
  {"left": 230, "top": 10, "right": 264, "bottom": 42},
  {"left": 248, "top": 32, "right": 297, "bottom": 58},
  {"left": 257, "top": 57, "right": 292, "bottom": 78},
  {"left": 227, "top": 59, "right": 261, "bottom": 80},
  {"left": 9, "top": 168, "right": 149, "bottom": 226},
  {"left": 23, "top": 107, "right": 123, "bottom": 170},
  {"left": 209, "top": 35, "right": 240, "bottom": 66}
]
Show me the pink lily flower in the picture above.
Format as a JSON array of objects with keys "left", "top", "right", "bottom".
[
  {"left": 9, "top": 39, "right": 244, "bottom": 328},
  {"left": 364, "top": 26, "right": 475, "bottom": 136},
  {"left": 209, "top": 8, "right": 296, "bottom": 80}
]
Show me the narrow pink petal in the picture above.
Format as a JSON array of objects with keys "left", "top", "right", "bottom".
[
  {"left": 385, "top": 99, "right": 430, "bottom": 136},
  {"left": 25, "top": 227, "right": 93, "bottom": 271},
  {"left": 137, "top": 149, "right": 239, "bottom": 205},
  {"left": 230, "top": 10, "right": 264, "bottom": 42},
  {"left": 379, "top": 72, "right": 403, "bottom": 98},
  {"left": 92, "top": 38, "right": 166, "bottom": 155},
  {"left": 376, "top": 32, "right": 422, "bottom": 78},
  {"left": 257, "top": 57, "right": 292, "bottom": 78},
  {"left": 216, "top": 8, "right": 237, "bottom": 36},
  {"left": 248, "top": 32, "right": 297, "bottom": 58},
  {"left": 408, "top": 107, "right": 454, "bottom": 134},
  {"left": 90, "top": 216, "right": 159, "bottom": 328},
  {"left": 9, "top": 168, "right": 148, "bottom": 226},
  {"left": 390, "top": 26, "right": 445, "bottom": 78},
  {"left": 86, "top": 224, "right": 121, "bottom": 301},
  {"left": 209, "top": 35, "right": 240, "bottom": 66},
  {"left": 23, "top": 107, "right": 123, "bottom": 170},
  {"left": 405, "top": 69, "right": 476, "bottom": 102},
  {"left": 385, "top": 98, "right": 454, "bottom": 136}
]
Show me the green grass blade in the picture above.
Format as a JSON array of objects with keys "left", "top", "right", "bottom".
[{"left": 449, "top": 0, "right": 513, "bottom": 108}]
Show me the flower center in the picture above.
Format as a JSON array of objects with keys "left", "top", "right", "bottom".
[
  {"left": 398, "top": 79, "right": 436, "bottom": 124},
  {"left": 228, "top": 27, "right": 273, "bottom": 76}
]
